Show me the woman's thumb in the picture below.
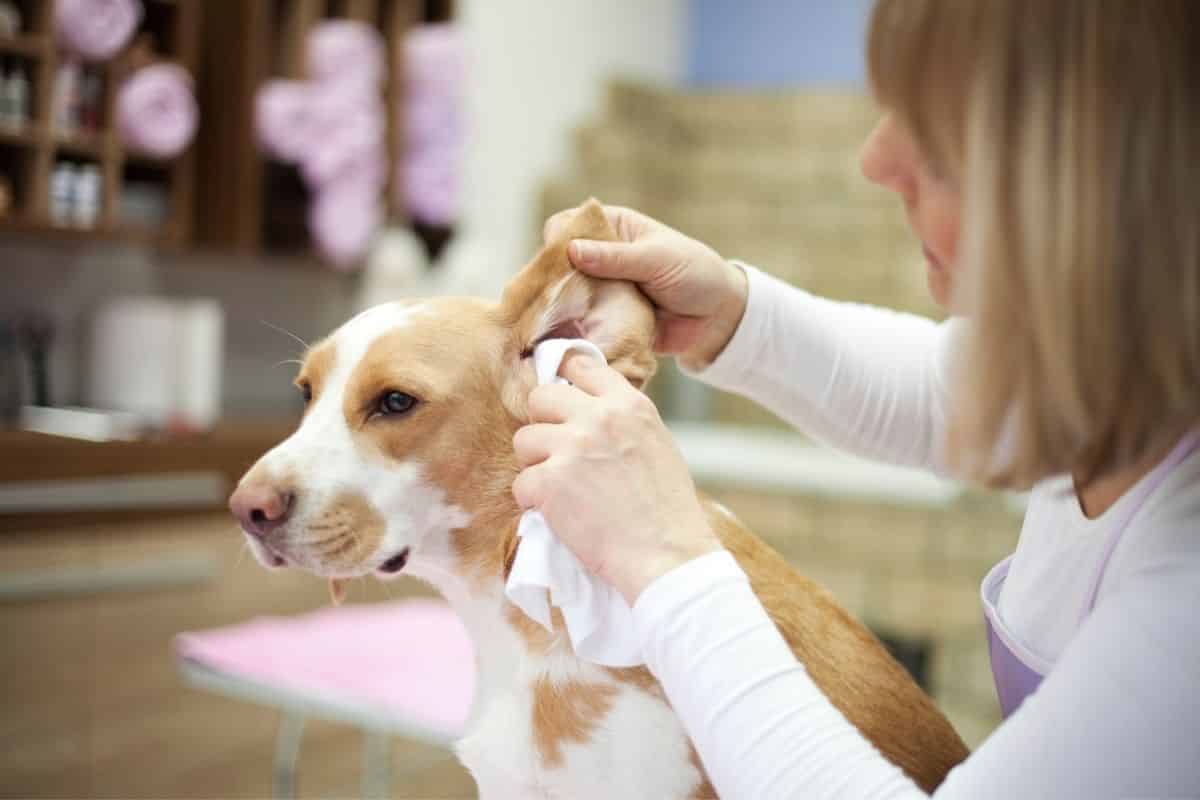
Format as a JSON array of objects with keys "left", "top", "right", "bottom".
[{"left": 568, "top": 239, "right": 655, "bottom": 282}]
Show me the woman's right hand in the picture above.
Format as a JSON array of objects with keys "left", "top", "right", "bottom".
[{"left": 543, "top": 204, "right": 748, "bottom": 370}]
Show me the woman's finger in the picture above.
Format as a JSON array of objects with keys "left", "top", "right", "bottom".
[
  {"left": 559, "top": 355, "right": 630, "bottom": 396},
  {"left": 527, "top": 382, "right": 592, "bottom": 423},
  {"left": 511, "top": 462, "right": 548, "bottom": 509},
  {"left": 512, "top": 423, "right": 563, "bottom": 467}
]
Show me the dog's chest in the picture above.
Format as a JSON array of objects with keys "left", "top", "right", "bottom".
[
  {"left": 409, "top": 567, "right": 707, "bottom": 798},
  {"left": 456, "top": 670, "right": 702, "bottom": 800}
]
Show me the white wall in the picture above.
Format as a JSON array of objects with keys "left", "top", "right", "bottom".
[{"left": 456, "top": 0, "right": 685, "bottom": 276}]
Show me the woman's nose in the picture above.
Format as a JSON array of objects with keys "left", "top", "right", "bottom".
[{"left": 860, "top": 115, "right": 915, "bottom": 201}]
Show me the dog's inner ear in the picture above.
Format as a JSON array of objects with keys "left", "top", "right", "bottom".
[{"left": 499, "top": 200, "right": 658, "bottom": 397}]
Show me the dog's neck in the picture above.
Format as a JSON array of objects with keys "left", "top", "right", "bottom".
[{"left": 404, "top": 422, "right": 577, "bottom": 704}]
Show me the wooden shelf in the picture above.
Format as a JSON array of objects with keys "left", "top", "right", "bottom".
[
  {"left": 0, "top": 126, "right": 42, "bottom": 148},
  {"left": 0, "top": 34, "right": 50, "bottom": 57},
  {"left": 53, "top": 131, "right": 112, "bottom": 158},
  {"left": 0, "top": 216, "right": 157, "bottom": 244}
]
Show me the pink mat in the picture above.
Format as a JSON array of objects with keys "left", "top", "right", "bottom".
[{"left": 175, "top": 599, "right": 476, "bottom": 737}]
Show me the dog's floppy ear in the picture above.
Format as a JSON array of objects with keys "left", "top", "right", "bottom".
[{"left": 499, "top": 199, "right": 657, "bottom": 392}]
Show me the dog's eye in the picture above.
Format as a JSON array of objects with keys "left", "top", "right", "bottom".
[
  {"left": 378, "top": 391, "right": 418, "bottom": 416},
  {"left": 299, "top": 382, "right": 312, "bottom": 403}
]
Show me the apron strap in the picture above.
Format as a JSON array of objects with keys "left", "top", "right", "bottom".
[{"left": 1080, "top": 431, "right": 1200, "bottom": 619}]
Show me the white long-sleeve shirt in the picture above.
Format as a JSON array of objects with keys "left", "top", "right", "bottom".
[{"left": 631, "top": 265, "right": 1200, "bottom": 799}]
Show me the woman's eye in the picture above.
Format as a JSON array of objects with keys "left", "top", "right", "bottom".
[
  {"left": 299, "top": 383, "right": 312, "bottom": 403},
  {"left": 378, "top": 391, "right": 418, "bottom": 416}
]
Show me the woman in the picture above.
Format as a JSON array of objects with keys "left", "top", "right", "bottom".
[{"left": 513, "top": 1, "right": 1200, "bottom": 797}]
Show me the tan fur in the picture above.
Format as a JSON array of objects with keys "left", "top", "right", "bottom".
[
  {"left": 311, "top": 490, "right": 387, "bottom": 569},
  {"left": 688, "top": 746, "right": 717, "bottom": 799},
  {"left": 531, "top": 678, "right": 620, "bottom": 768},
  {"left": 296, "top": 340, "right": 336, "bottom": 410}
]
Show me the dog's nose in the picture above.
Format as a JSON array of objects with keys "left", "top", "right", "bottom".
[{"left": 229, "top": 483, "right": 294, "bottom": 538}]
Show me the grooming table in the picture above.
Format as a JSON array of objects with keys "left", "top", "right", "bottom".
[{"left": 175, "top": 599, "right": 476, "bottom": 799}]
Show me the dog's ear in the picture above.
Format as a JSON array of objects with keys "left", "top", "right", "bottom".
[{"left": 499, "top": 199, "right": 657, "bottom": 398}]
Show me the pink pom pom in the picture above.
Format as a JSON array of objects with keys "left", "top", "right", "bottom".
[
  {"left": 309, "top": 182, "right": 382, "bottom": 269},
  {"left": 57, "top": 0, "right": 143, "bottom": 62},
  {"left": 308, "top": 21, "right": 386, "bottom": 92},
  {"left": 256, "top": 81, "right": 320, "bottom": 162},
  {"left": 117, "top": 63, "right": 198, "bottom": 159}
]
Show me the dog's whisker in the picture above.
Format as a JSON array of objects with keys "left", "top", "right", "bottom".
[{"left": 260, "top": 319, "right": 310, "bottom": 353}]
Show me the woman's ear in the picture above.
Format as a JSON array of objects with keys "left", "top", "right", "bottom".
[{"left": 499, "top": 200, "right": 658, "bottom": 391}]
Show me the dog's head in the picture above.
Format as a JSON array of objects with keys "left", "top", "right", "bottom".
[{"left": 229, "top": 200, "right": 656, "bottom": 589}]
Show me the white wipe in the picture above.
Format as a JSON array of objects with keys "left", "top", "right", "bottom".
[{"left": 504, "top": 338, "right": 643, "bottom": 667}]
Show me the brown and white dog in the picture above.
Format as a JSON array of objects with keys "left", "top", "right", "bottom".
[{"left": 230, "top": 201, "right": 969, "bottom": 798}]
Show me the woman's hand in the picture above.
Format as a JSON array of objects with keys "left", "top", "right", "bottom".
[
  {"left": 543, "top": 204, "right": 749, "bottom": 370},
  {"left": 512, "top": 353, "right": 724, "bottom": 605}
]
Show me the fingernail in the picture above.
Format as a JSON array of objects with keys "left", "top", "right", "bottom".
[{"left": 569, "top": 241, "right": 593, "bottom": 265}]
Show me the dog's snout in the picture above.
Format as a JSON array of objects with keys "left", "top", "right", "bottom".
[{"left": 229, "top": 482, "right": 294, "bottom": 538}]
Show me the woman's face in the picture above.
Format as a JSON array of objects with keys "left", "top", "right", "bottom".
[{"left": 860, "top": 113, "right": 962, "bottom": 309}]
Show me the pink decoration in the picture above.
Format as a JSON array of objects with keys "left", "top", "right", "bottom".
[
  {"left": 401, "top": 25, "right": 464, "bottom": 226},
  {"left": 404, "top": 23, "right": 465, "bottom": 88},
  {"left": 255, "top": 81, "right": 319, "bottom": 162},
  {"left": 254, "top": 20, "right": 389, "bottom": 268},
  {"left": 116, "top": 63, "right": 198, "bottom": 159},
  {"left": 56, "top": 0, "right": 143, "bottom": 62},
  {"left": 310, "top": 180, "right": 384, "bottom": 269},
  {"left": 299, "top": 89, "right": 386, "bottom": 188},
  {"left": 176, "top": 599, "right": 476, "bottom": 737},
  {"left": 308, "top": 20, "right": 386, "bottom": 94}
]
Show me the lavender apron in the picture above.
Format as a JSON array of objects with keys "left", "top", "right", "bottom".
[{"left": 981, "top": 432, "right": 1200, "bottom": 718}]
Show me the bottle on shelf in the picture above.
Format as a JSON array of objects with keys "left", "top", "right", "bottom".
[
  {"left": 0, "top": 2, "right": 20, "bottom": 38},
  {"left": 72, "top": 164, "right": 102, "bottom": 228},
  {"left": 49, "top": 162, "right": 77, "bottom": 225},
  {"left": 53, "top": 60, "right": 81, "bottom": 137},
  {"left": 5, "top": 62, "right": 27, "bottom": 130}
]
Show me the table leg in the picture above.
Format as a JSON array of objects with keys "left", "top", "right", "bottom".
[
  {"left": 273, "top": 712, "right": 306, "bottom": 799},
  {"left": 361, "top": 730, "right": 393, "bottom": 799}
]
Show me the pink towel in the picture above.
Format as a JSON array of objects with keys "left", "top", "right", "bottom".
[
  {"left": 57, "top": 0, "right": 143, "bottom": 61},
  {"left": 175, "top": 599, "right": 476, "bottom": 737},
  {"left": 116, "top": 63, "right": 199, "bottom": 158}
]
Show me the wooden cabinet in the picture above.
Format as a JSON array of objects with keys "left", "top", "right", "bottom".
[{"left": 0, "top": 0, "right": 201, "bottom": 247}]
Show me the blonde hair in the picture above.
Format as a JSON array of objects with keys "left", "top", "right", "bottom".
[{"left": 868, "top": 0, "right": 1200, "bottom": 489}]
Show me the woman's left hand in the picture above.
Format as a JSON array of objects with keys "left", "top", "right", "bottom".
[{"left": 512, "top": 354, "right": 724, "bottom": 605}]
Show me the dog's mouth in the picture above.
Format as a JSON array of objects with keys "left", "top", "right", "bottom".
[
  {"left": 243, "top": 534, "right": 291, "bottom": 569},
  {"left": 377, "top": 547, "right": 411, "bottom": 575}
]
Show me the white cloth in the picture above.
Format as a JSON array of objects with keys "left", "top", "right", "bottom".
[
  {"left": 505, "top": 338, "right": 644, "bottom": 667},
  {"left": 632, "top": 263, "right": 1200, "bottom": 799}
]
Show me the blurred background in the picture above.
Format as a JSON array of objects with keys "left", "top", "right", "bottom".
[{"left": 0, "top": 1, "right": 1020, "bottom": 797}]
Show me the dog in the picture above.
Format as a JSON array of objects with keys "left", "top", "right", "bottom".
[{"left": 229, "top": 200, "right": 969, "bottom": 798}]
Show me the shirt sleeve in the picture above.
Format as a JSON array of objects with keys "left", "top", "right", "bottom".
[
  {"left": 682, "top": 264, "right": 963, "bottom": 476},
  {"left": 633, "top": 552, "right": 1200, "bottom": 800}
]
